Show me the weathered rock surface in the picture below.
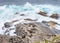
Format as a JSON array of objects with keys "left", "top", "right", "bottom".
[
  {"left": 38, "top": 11, "right": 47, "bottom": 16},
  {"left": 50, "top": 14, "right": 59, "bottom": 19},
  {"left": 4, "top": 22, "right": 12, "bottom": 28},
  {"left": 24, "top": 18, "right": 37, "bottom": 21},
  {"left": 0, "top": 35, "right": 29, "bottom": 43},
  {"left": 15, "top": 22, "right": 56, "bottom": 43},
  {"left": 1, "top": 22, "right": 60, "bottom": 43}
]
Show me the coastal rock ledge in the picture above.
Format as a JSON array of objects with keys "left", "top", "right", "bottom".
[{"left": 0, "top": 22, "right": 60, "bottom": 43}]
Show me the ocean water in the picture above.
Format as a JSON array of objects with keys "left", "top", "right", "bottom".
[{"left": 0, "top": 2, "right": 60, "bottom": 36}]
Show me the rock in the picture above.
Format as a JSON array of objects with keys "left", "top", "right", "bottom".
[
  {"left": 4, "top": 22, "right": 12, "bottom": 28},
  {"left": 42, "top": 21, "right": 49, "bottom": 26},
  {"left": 50, "top": 14, "right": 59, "bottom": 19},
  {"left": 0, "top": 22, "right": 60, "bottom": 43},
  {"left": 11, "top": 19, "right": 20, "bottom": 24},
  {"left": 15, "top": 22, "right": 56, "bottom": 41},
  {"left": 42, "top": 21, "right": 58, "bottom": 29},
  {"left": 42, "top": 21, "right": 48, "bottom": 23},
  {"left": 34, "top": 22, "right": 55, "bottom": 35},
  {"left": 22, "top": 38, "right": 29, "bottom": 43},
  {"left": 24, "top": 18, "right": 37, "bottom": 21},
  {"left": 20, "top": 14, "right": 25, "bottom": 16},
  {"left": 3, "top": 19, "right": 19, "bottom": 28},
  {"left": 54, "top": 42, "right": 60, "bottom": 43},
  {"left": 0, "top": 35, "right": 3, "bottom": 43},
  {"left": 48, "top": 21, "right": 57, "bottom": 29},
  {"left": 42, "top": 21, "right": 60, "bottom": 34},
  {"left": 0, "top": 34, "right": 29, "bottom": 43},
  {"left": 38, "top": 11, "right": 47, "bottom": 16},
  {"left": 15, "top": 12, "right": 25, "bottom": 16},
  {"left": 15, "top": 12, "right": 19, "bottom": 14},
  {"left": 31, "top": 35, "right": 44, "bottom": 43}
]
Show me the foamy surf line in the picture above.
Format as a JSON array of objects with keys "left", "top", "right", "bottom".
[{"left": 0, "top": 2, "right": 60, "bottom": 36}]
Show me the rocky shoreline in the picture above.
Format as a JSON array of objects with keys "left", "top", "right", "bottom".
[
  {"left": 0, "top": 4, "right": 60, "bottom": 43},
  {"left": 0, "top": 21, "right": 60, "bottom": 43}
]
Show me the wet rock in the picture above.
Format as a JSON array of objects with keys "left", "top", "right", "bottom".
[
  {"left": 3, "top": 19, "right": 19, "bottom": 28},
  {"left": 24, "top": 18, "right": 37, "bottom": 21},
  {"left": 20, "top": 14, "right": 25, "bottom": 16},
  {"left": 15, "top": 12, "right": 19, "bottom": 14},
  {"left": 38, "top": 11, "right": 47, "bottom": 16},
  {"left": 50, "top": 14, "right": 59, "bottom": 19},
  {"left": 15, "top": 12, "right": 25, "bottom": 16},
  {"left": 42, "top": 21, "right": 48, "bottom": 23},
  {"left": 4, "top": 22, "right": 12, "bottom": 28},
  {"left": 42, "top": 21, "right": 49, "bottom": 26},
  {"left": 12, "top": 20, "right": 19, "bottom": 23}
]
